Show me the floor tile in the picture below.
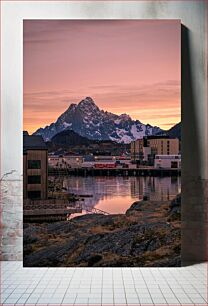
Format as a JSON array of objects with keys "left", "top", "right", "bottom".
[{"left": 0, "top": 261, "right": 207, "bottom": 306}]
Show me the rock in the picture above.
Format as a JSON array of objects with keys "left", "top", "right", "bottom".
[
  {"left": 146, "top": 255, "right": 181, "bottom": 267},
  {"left": 87, "top": 254, "right": 102, "bottom": 266},
  {"left": 168, "top": 194, "right": 181, "bottom": 221},
  {"left": 170, "top": 193, "right": 181, "bottom": 209},
  {"left": 126, "top": 200, "right": 153, "bottom": 214},
  {"left": 23, "top": 194, "right": 181, "bottom": 267}
]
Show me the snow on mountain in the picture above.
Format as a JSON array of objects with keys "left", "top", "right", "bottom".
[
  {"left": 33, "top": 97, "right": 163, "bottom": 143},
  {"left": 63, "top": 122, "right": 72, "bottom": 128}
]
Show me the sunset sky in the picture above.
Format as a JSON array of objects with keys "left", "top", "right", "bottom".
[{"left": 23, "top": 20, "right": 181, "bottom": 134}]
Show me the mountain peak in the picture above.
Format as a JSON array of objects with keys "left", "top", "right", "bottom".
[
  {"left": 85, "top": 96, "right": 94, "bottom": 102},
  {"left": 33, "top": 97, "right": 164, "bottom": 143},
  {"left": 79, "top": 96, "right": 95, "bottom": 105},
  {"left": 66, "top": 97, "right": 96, "bottom": 111},
  {"left": 78, "top": 97, "right": 100, "bottom": 113}
]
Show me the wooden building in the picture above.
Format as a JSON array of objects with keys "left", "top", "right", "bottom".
[{"left": 23, "top": 133, "right": 48, "bottom": 200}]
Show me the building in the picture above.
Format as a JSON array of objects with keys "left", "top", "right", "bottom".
[
  {"left": 131, "top": 136, "right": 179, "bottom": 163},
  {"left": 48, "top": 155, "right": 60, "bottom": 168},
  {"left": 81, "top": 155, "right": 95, "bottom": 168},
  {"left": 94, "top": 161, "right": 116, "bottom": 169},
  {"left": 143, "top": 147, "right": 151, "bottom": 162},
  {"left": 48, "top": 155, "right": 83, "bottom": 169},
  {"left": 131, "top": 139, "right": 143, "bottom": 161},
  {"left": 144, "top": 136, "right": 179, "bottom": 155},
  {"left": 23, "top": 134, "right": 48, "bottom": 200},
  {"left": 64, "top": 156, "right": 83, "bottom": 168},
  {"left": 154, "top": 154, "right": 181, "bottom": 169}
]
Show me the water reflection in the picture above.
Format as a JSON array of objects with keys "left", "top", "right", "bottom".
[{"left": 62, "top": 176, "right": 181, "bottom": 215}]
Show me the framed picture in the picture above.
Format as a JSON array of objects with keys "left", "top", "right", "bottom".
[{"left": 23, "top": 19, "right": 181, "bottom": 267}]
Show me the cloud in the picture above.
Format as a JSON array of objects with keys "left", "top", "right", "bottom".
[
  {"left": 23, "top": 20, "right": 180, "bottom": 46},
  {"left": 24, "top": 79, "right": 180, "bottom": 111},
  {"left": 160, "top": 122, "right": 180, "bottom": 126},
  {"left": 24, "top": 79, "right": 180, "bottom": 133}
]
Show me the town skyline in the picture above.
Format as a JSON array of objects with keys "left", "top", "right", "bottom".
[{"left": 24, "top": 20, "right": 181, "bottom": 134}]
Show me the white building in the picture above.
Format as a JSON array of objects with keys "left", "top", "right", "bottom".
[
  {"left": 64, "top": 156, "right": 83, "bottom": 168},
  {"left": 48, "top": 155, "right": 83, "bottom": 169},
  {"left": 81, "top": 161, "right": 94, "bottom": 168},
  {"left": 48, "top": 155, "right": 60, "bottom": 168},
  {"left": 154, "top": 155, "right": 181, "bottom": 169}
]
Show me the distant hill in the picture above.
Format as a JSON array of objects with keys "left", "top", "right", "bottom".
[
  {"left": 167, "top": 122, "right": 181, "bottom": 140},
  {"left": 156, "top": 122, "right": 181, "bottom": 140},
  {"left": 51, "top": 129, "right": 93, "bottom": 146},
  {"left": 46, "top": 129, "right": 129, "bottom": 156}
]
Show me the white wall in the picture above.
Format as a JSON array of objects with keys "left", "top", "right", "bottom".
[{"left": 1, "top": 1, "right": 207, "bottom": 263}]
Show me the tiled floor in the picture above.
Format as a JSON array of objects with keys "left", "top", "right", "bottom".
[{"left": 0, "top": 261, "right": 207, "bottom": 305}]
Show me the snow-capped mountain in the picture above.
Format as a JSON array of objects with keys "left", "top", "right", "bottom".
[{"left": 34, "top": 97, "right": 163, "bottom": 143}]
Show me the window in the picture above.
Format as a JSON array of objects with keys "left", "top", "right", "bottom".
[
  {"left": 28, "top": 175, "right": 41, "bottom": 184},
  {"left": 171, "top": 161, "right": 178, "bottom": 168},
  {"left": 28, "top": 160, "right": 41, "bottom": 169},
  {"left": 27, "top": 191, "right": 41, "bottom": 199}
]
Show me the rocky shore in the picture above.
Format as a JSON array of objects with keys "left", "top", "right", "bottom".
[{"left": 23, "top": 195, "right": 181, "bottom": 267}]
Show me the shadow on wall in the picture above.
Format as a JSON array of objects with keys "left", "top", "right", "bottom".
[{"left": 181, "top": 25, "right": 207, "bottom": 265}]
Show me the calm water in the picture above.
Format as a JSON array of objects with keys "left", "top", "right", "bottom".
[{"left": 62, "top": 176, "right": 181, "bottom": 216}]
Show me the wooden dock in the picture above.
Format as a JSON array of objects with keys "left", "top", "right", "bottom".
[
  {"left": 23, "top": 199, "right": 82, "bottom": 222},
  {"left": 48, "top": 167, "right": 181, "bottom": 177},
  {"left": 86, "top": 207, "right": 110, "bottom": 215}
]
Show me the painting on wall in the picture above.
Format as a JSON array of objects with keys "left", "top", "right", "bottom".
[{"left": 23, "top": 20, "right": 181, "bottom": 267}]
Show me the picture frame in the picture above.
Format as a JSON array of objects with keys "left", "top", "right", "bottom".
[{"left": 0, "top": 0, "right": 207, "bottom": 298}]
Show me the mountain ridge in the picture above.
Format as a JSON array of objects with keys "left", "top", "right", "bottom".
[
  {"left": 34, "top": 97, "right": 167, "bottom": 144},
  {"left": 156, "top": 122, "right": 181, "bottom": 140}
]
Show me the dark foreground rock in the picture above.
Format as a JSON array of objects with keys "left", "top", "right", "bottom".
[
  {"left": 23, "top": 195, "right": 181, "bottom": 267},
  {"left": 168, "top": 194, "right": 181, "bottom": 221}
]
